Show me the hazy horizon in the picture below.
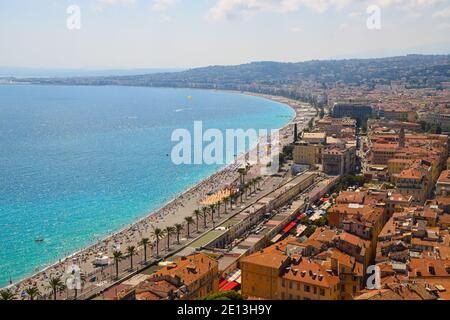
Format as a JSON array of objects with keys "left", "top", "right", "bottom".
[{"left": 1, "top": 0, "right": 450, "bottom": 70}]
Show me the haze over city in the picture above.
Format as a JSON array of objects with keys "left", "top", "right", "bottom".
[{"left": 1, "top": 0, "right": 450, "bottom": 69}]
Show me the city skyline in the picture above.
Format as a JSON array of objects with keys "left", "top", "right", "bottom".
[{"left": 1, "top": 0, "right": 450, "bottom": 69}]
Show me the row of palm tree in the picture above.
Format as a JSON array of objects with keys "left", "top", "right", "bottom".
[
  {"left": 106, "top": 175, "right": 265, "bottom": 285},
  {"left": 111, "top": 244, "right": 139, "bottom": 279}
]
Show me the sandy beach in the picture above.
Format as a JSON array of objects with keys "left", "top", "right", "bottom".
[{"left": 4, "top": 92, "right": 315, "bottom": 300}]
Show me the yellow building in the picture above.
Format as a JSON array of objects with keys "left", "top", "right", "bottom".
[
  {"left": 240, "top": 239, "right": 341, "bottom": 300},
  {"left": 152, "top": 253, "right": 219, "bottom": 300},
  {"left": 293, "top": 142, "right": 323, "bottom": 165},
  {"left": 396, "top": 163, "right": 432, "bottom": 204}
]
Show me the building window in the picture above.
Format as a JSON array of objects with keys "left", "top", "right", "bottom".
[
  {"left": 304, "top": 285, "right": 310, "bottom": 292},
  {"left": 289, "top": 281, "right": 293, "bottom": 289},
  {"left": 320, "top": 288, "right": 325, "bottom": 296}
]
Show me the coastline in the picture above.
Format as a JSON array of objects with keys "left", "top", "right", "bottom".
[{"left": 3, "top": 90, "right": 310, "bottom": 295}]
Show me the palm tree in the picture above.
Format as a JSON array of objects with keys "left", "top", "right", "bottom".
[
  {"left": 193, "top": 209, "right": 201, "bottom": 232},
  {"left": 174, "top": 223, "right": 184, "bottom": 244},
  {"left": 201, "top": 207, "right": 208, "bottom": 229},
  {"left": 223, "top": 196, "right": 228, "bottom": 214},
  {"left": 0, "top": 289, "right": 15, "bottom": 300},
  {"left": 112, "top": 250, "right": 123, "bottom": 279},
  {"left": 239, "top": 185, "right": 245, "bottom": 203},
  {"left": 238, "top": 167, "right": 247, "bottom": 186},
  {"left": 24, "top": 286, "right": 40, "bottom": 301},
  {"left": 140, "top": 238, "right": 150, "bottom": 265},
  {"left": 151, "top": 227, "right": 166, "bottom": 257},
  {"left": 185, "top": 216, "right": 195, "bottom": 237},
  {"left": 216, "top": 200, "right": 222, "bottom": 219},
  {"left": 126, "top": 246, "right": 137, "bottom": 270},
  {"left": 229, "top": 194, "right": 234, "bottom": 209},
  {"left": 48, "top": 276, "right": 64, "bottom": 300},
  {"left": 165, "top": 226, "right": 176, "bottom": 251},
  {"left": 209, "top": 204, "right": 216, "bottom": 224}
]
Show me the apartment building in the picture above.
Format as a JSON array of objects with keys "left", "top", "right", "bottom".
[{"left": 436, "top": 170, "right": 450, "bottom": 197}]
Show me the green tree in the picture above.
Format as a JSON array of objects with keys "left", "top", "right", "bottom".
[
  {"left": 185, "top": 216, "right": 195, "bottom": 238},
  {"left": 112, "top": 250, "right": 123, "bottom": 279},
  {"left": 193, "top": 209, "right": 202, "bottom": 232},
  {"left": 47, "top": 276, "right": 64, "bottom": 300},
  {"left": 140, "top": 238, "right": 151, "bottom": 265},
  {"left": 174, "top": 223, "right": 184, "bottom": 244},
  {"left": 151, "top": 227, "right": 166, "bottom": 257},
  {"left": 201, "top": 207, "right": 208, "bottom": 229},
  {"left": 201, "top": 291, "right": 245, "bottom": 301},
  {"left": 209, "top": 204, "right": 216, "bottom": 225},
  {"left": 24, "top": 286, "right": 40, "bottom": 301},
  {"left": 126, "top": 246, "right": 137, "bottom": 270},
  {"left": 0, "top": 289, "right": 16, "bottom": 300},
  {"left": 165, "top": 226, "right": 176, "bottom": 251}
]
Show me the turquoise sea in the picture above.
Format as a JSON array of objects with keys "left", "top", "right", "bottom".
[{"left": 0, "top": 85, "right": 294, "bottom": 287}]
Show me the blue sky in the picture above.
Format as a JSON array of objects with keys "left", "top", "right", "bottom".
[{"left": 1, "top": 0, "right": 450, "bottom": 69}]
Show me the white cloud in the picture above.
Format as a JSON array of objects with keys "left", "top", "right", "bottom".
[
  {"left": 95, "top": 0, "right": 136, "bottom": 11},
  {"left": 433, "top": 6, "right": 450, "bottom": 17},
  {"left": 152, "top": 0, "right": 179, "bottom": 11},
  {"left": 437, "top": 22, "right": 450, "bottom": 29},
  {"left": 375, "top": 0, "right": 443, "bottom": 9},
  {"left": 97, "top": 0, "right": 136, "bottom": 6},
  {"left": 291, "top": 26, "right": 303, "bottom": 32},
  {"left": 207, "top": 0, "right": 353, "bottom": 21},
  {"left": 349, "top": 11, "right": 362, "bottom": 17},
  {"left": 206, "top": 0, "right": 444, "bottom": 21}
]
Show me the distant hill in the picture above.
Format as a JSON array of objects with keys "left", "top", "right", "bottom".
[
  {"left": 0, "top": 67, "right": 184, "bottom": 78},
  {"left": 6, "top": 54, "right": 450, "bottom": 89}
]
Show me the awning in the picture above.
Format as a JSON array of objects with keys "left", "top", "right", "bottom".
[
  {"left": 270, "top": 234, "right": 282, "bottom": 243},
  {"left": 296, "top": 213, "right": 305, "bottom": 220},
  {"left": 219, "top": 279, "right": 229, "bottom": 289},
  {"left": 282, "top": 221, "right": 297, "bottom": 233},
  {"left": 220, "top": 281, "right": 239, "bottom": 291}
]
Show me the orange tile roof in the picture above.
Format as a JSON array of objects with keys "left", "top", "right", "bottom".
[
  {"left": 438, "top": 170, "right": 450, "bottom": 184},
  {"left": 409, "top": 257, "right": 450, "bottom": 278},
  {"left": 153, "top": 253, "right": 217, "bottom": 286},
  {"left": 282, "top": 258, "right": 340, "bottom": 288}
]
